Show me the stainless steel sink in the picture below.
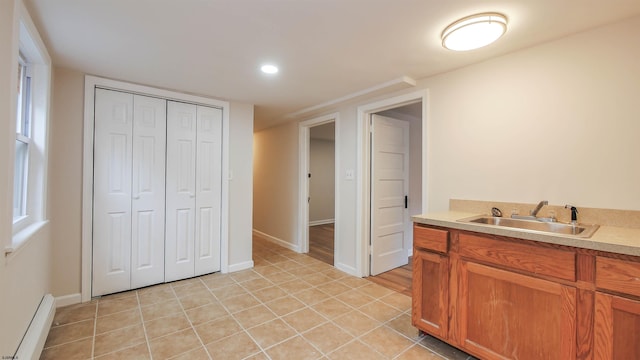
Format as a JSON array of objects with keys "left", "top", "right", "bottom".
[{"left": 457, "top": 215, "right": 599, "bottom": 238}]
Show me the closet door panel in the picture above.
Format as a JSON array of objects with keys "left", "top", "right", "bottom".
[
  {"left": 131, "top": 95, "right": 167, "bottom": 288},
  {"left": 93, "top": 89, "right": 133, "bottom": 296},
  {"left": 195, "top": 106, "right": 222, "bottom": 275},
  {"left": 166, "top": 101, "right": 197, "bottom": 281}
]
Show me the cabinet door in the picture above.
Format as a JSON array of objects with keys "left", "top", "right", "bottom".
[
  {"left": 93, "top": 89, "right": 134, "bottom": 296},
  {"left": 131, "top": 95, "right": 166, "bottom": 288},
  {"left": 412, "top": 249, "right": 448, "bottom": 338},
  {"left": 594, "top": 292, "right": 640, "bottom": 359},
  {"left": 458, "top": 261, "right": 576, "bottom": 360},
  {"left": 165, "top": 101, "right": 197, "bottom": 282},
  {"left": 194, "top": 105, "right": 222, "bottom": 276}
]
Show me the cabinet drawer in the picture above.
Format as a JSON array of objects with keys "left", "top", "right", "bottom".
[
  {"left": 458, "top": 233, "right": 576, "bottom": 281},
  {"left": 413, "top": 224, "right": 448, "bottom": 253},
  {"left": 596, "top": 256, "right": 640, "bottom": 297}
]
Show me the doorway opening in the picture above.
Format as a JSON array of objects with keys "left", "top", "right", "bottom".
[
  {"left": 308, "top": 122, "right": 336, "bottom": 265},
  {"left": 356, "top": 90, "right": 427, "bottom": 277},
  {"left": 298, "top": 113, "right": 340, "bottom": 267}
]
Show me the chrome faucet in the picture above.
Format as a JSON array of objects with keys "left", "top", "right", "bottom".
[
  {"left": 511, "top": 200, "right": 555, "bottom": 222},
  {"left": 530, "top": 200, "right": 548, "bottom": 217}
]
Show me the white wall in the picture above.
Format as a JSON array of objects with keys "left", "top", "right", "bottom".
[
  {"left": 49, "top": 67, "right": 83, "bottom": 297},
  {"left": 422, "top": 16, "right": 640, "bottom": 211},
  {"left": 252, "top": 15, "right": 640, "bottom": 276},
  {"left": 252, "top": 121, "right": 299, "bottom": 245},
  {"left": 228, "top": 102, "right": 254, "bottom": 270},
  {"left": 309, "top": 138, "right": 335, "bottom": 223},
  {"left": 0, "top": 0, "right": 52, "bottom": 355}
]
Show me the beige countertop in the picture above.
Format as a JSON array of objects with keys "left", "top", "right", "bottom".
[{"left": 412, "top": 211, "right": 640, "bottom": 257}]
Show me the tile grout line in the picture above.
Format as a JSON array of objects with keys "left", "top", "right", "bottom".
[
  {"left": 252, "top": 254, "right": 364, "bottom": 359},
  {"left": 273, "top": 248, "right": 419, "bottom": 359},
  {"left": 171, "top": 279, "right": 214, "bottom": 360},
  {"left": 231, "top": 267, "right": 312, "bottom": 358},
  {"left": 210, "top": 272, "right": 276, "bottom": 360},
  {"left": 256, "top": 246, "right": 395, "bottom": 357},
  {"left": 91, "top": 300, "right": 98, "bottom": 359},
  {"left": 88, "top": 294, "right": 147, "bottom": 359},
  {"left": 235, "top": 263, "right": 353, "bottom": 358},
  {"left": 136, "top": 290, "right": 155, "bottom": 360},
  {"left": 252, "top": 254, "right": 337, "bottom": 357}
]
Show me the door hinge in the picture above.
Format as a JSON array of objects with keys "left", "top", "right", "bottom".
[{"left": 405, "top": 195, "right": 408, "bottom": 209}]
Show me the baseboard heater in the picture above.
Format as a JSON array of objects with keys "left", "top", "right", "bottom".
[{"left": 14, "top": 294, "right": 56, "bottom": 360}]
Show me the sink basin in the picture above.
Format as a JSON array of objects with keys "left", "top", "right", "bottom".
[{"left": 457, "top": 215, "right": 599, "bottom": 238}]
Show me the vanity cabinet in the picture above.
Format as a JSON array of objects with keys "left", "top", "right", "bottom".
[
  {"left": 412, "top": 222, "right": 640, "bottom": 360},
  {"left": 594, "top": 257, "right": 640, "bottom": 359},
  {"left": 457, "top": 260, "right": 576, "bottom": 359},
  {"left": 594, "top": 293, "right": 640, "bottom": 359},
  {"left": 413, "top": 249, "right": 449, "bottom": 338},
  {"left": 412, "top": 225, "right": 449, "bottom": 338}
]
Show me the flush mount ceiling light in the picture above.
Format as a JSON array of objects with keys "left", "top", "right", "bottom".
[
  {"left": 260, "top": 64, "right": 279, "bottom": 74},
  {"left": 442, "top": 13, "right": 507, "bottom": 51}
]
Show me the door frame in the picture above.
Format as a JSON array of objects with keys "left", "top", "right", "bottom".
[
  {"left": 356, "top": 90, "right": 428, "bottom": 277},
  {"left": 81, "top": 75, "right": 230, "bottom": 302},
  {"left": 298, "top": 113, "right": 340, "bottom": 261}
]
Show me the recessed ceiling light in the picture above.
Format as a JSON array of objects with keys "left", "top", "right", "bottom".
[
  {"left": 442, "top": 13, "right": 507, "bottom": 51},
  {"left": 261, "top": 64, "right": 279, "bottom": 74}
]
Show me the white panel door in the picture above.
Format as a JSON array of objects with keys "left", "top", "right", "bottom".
[
  {"left": 165, "top": 101, "right": 197, "bottom": 282},
  {"left": 131, "top": 95, "right": 167, "bottom": 288},
  {"left": 93, "top": 89, "right": 133, "bottom": 296},
  {"left": 194, "top": 106, "right": 222, "bottom": 276},
  {"left": 370, "top": 114, "right": 410, "bottom": 276}
]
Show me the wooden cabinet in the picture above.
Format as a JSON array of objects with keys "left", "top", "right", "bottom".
[
  {"left": 458, "top": 260, "right": 576, "bottom": 359},
  {"left": 594, "top": 257, "right": 640, "bottom": 359},
  {"left": 412, "top": 249, "right": 449, "bottom": 338},
  {"left": 412, "top": 224, "right": 449, "bottom": 338},
  {"left": 412, "top": 222, "right": 640, "bottom": 360},
  {"left": 594, "top": 293, "right": 640, "bottom": 359}
]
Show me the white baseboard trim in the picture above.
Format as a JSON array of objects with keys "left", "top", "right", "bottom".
[
  {"left": 252, "top": 229, "right": 301, "bottom": 253},
  {"left": 55, "top": 293, "right": 82, "bottom": 308},
  {"left": 335, "top": 262, "right": 359, "bottom": 277},
  {"left": 228, "top": 260, "right": 254, "bottom": 273},
  {"left": 15, "top": 294, "right": 56, "bottom": 360},
  {"left": 309, "top": 219, "right": 335, "bottom": 226}
]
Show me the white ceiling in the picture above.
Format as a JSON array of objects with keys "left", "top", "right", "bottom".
[{"left": 25, "top": 0, "right": 640, "bottom": 131}]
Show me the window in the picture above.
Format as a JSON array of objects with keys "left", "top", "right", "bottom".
[
  {"left": 14, "top": 53, "right": 32, "bottom": 221},
  {"left": 8, "top": 2, "right": 51, "bottom": 252}
]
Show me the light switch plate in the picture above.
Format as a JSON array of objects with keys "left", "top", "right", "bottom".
[{"left": 345, "top": 169, "right": 354, "bottom": 180}]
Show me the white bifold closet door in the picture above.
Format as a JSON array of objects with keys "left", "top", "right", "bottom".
[
  {"left": 93, "top": 89, "right": 166, "bottom": 296},
  {"left": 165, "top": 101, "right": 222, "bottom": 282}
]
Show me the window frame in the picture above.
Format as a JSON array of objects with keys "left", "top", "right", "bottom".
[
  {"left": 13, "top": 52, "right": 32, "bottom": 223},
  {"left": 7, "top": 2, "right": 52, "bottom": 254}
]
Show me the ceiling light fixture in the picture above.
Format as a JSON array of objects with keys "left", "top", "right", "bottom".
[
  {"left": 261, "top": 64, "right": 279, "bottom": 74},
  {"left": 441, "top": 13, "right": 507, "bottom": 51}
]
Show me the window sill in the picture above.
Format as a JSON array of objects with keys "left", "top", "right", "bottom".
[{"left": 6, "top": 220, "right": 49, "bottom": 258}]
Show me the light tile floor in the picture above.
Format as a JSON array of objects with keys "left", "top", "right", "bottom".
[{"left": 41, "top": 237, "right": 475, "bottom": 359}]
